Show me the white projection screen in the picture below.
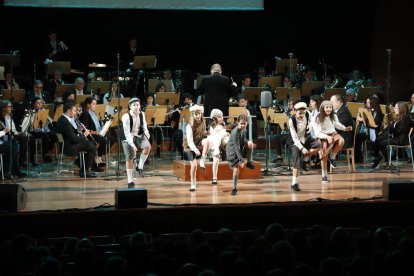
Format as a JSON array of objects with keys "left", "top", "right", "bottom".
[{"left": 4, "top": 0, "right": 264, "bottom": 10}]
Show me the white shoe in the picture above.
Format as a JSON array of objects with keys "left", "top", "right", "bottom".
[{"left": 189, "top": 183, "right": 196, "bottom": 192}]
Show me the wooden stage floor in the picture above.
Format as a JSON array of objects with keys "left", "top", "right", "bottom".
[{"left": 5, "top": 153, "right": 413, "bottom": 212}]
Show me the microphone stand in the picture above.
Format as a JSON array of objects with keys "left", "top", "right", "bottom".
[{"left": 116, "top": 53, "right": 122, "bottom": 179}]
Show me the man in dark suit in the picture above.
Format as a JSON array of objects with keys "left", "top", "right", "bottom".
[
  {"left": 197, "top": 63, "right": 237, "bottom": 117},
  {"left": 25, "top": 80, "right": 53, "bottom": 106},
  {"left": 56, "top": 100, "right": 97, "bottom": 178},
  {"left": 331, "top": 94, "right": 354, "bottom": 149}
]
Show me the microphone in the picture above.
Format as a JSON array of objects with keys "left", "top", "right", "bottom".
[
  {"left": 288, "top": 53, "right": 294, "bottom": 58},
  {"left": 386, "top": 49, "right": 392, "bottom": 53},
  {"left": 274, "top": 56, "right": 282, "bottom": 61}
]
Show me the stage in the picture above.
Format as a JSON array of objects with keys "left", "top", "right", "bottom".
[{"left": 1, "top": 152, "right": 414, "bottom": 239}]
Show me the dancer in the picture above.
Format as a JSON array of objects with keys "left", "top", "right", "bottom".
[
  {"left": 312, "top": 101, "right": 352, "bottom": 183},
  {"left": 183, "top": 105, "right": 206, "bottom": 192},
  {"left": 287, "top": 102, "right": 321, "bottom": 191},
  {"left": 199, "top": 109, "right": 230, "bottom": 185},
  {"left": 121, "top": 98, "right": 151, "bottom": 188},
  {"left": 226, "top": 114, "right": 255, "bottom": 195}
]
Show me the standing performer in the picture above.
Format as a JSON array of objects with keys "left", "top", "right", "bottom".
[
  {"left": 199, "top": 109, "right": 230, "bottom": 185},
  {"left": 226, "top": 114, "right": 255, "bottom": 196},
  {"left": 183, "top": 105, "right": 206, "bottom": 192},
  {"left": 312, "top": 101, "right": 352, "bottom": 183},
  {"left": 287, "top": 102, "right": 321, "bottom": 191},
  {"left": 121, "top": 98, "right": 151, "bottom": 188}
]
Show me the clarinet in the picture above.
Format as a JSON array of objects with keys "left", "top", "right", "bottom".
[{"left": 74, "top": 116, "right": 98, "bottom": 146}]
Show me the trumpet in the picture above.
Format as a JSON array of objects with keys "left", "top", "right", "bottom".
[{"left": 74, "top": 116, "right": 98, "bottom": 146}]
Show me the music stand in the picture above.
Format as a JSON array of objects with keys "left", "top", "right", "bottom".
[
  {"left": 275, "top": 87, "right": 301, "bottom": 102},
  {"left": 87, "top": 81, "right": 112, "bottom": 95},
  {"left": 146, "top": 107, "right": 168, "bottom": 125},
  {"left": 245, "top": 87, "right": 266, "bottom": 103},
  {"left": 75, "top": 95, "right": 89, "bottom": 105},
  {"left": 148, "top": 79, "right": 173, "bottom": 93},
  {"left": 275, "top": 59, "right": 297, "bottom": 76},
  {"left": 0, "top": 54, "right": 20, "bottom": 68},
  {"left": 47, "top": 62, "right": 71, "bottom": 75},
  {"left": 110, "top": 108, "right": 128, "bottom": 128},
  {"left": 228, "top": 107, "right": 247, "bottom": 123},
  {"left": 109, "top": 98, "right": 130, "bottom": 110},
  {"left": 54, "top": 84, "right": 74, "bottom": 98},
  {"left": 34, "top": 109, "right": 49, "bottom": 129},
  {"left": 155, "top": 92, "right": 179, "bottom": 106},
  {"left": 356, "top": 87, "right": 380, "bottom": 102},
  {"left": 323, "top": 88, "right": 346, "bottom": 100},
  {"left": 258, "top": 76, "right": 282, "bottom": 90},
  {"left": 301, "top": 81, "right": 324, "bottom": 97},
  {"left": 2, "top": 89, "right": 25, "bottom": 103},
  {"left": 346, "top": 102, "right": 364, "bottom": 119},
  {"left": 43, "top": 104, "right": 55, "bottom": 118},
  {"left": 133, "top": 55, "right": 157, "bottom": 69},
  {"left": 179, "top": 108, "right": 191, "bottom": 123},
  {"left": 358, "top": 108, "right": 378, "bottom": 128},
  {"left": 53, "top": 105, "right": 63, "bottom": 122},
  {"left": 95, "top": 104, "right": 106, "bottom": 120}
]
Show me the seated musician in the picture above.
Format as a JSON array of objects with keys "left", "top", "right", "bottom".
[
  {"left": 56, "top": 100, "right": 97, "bottom": 178},
  {"left": 0, "top": 101, "right": 26, "bottom": 178},
  {"left": 79, "top": 96, "right": 106, "bottom": 170},
  {"left": 103, "top": 81, "right": 124, "bottom": 105},
  {"left": 354, "top": 96, "right": 384, "bottom": 163},
  {"left": 30, "top": 97, "right": 57, "bottom": 163},
  {"left": 371, "top": 101, "right": 411, "bottom": 169},
  {"left": 25, "top": 80, "right": 53, "bottom": 106},
  {"left": 1, "top": 100, "right": 33, "bottom": 168}
]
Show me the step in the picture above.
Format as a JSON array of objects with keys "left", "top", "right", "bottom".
[{"left": 173, "top": 160, "right": 262, "bottom": 181}]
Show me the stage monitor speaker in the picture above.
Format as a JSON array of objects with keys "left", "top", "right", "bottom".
[
  {"left": 0, "top": 184, "right": 28, "bottom": 212},
  {"left": 115, "top": 188, "right": 147, "bottom": 209},
  {"left": 382, "top": 179, "right": 414, "bottom": 200},
  {"left": 260, "top": 91, "right": 272, "bottom": 108}
]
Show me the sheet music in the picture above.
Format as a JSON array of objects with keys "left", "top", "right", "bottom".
[{"left": 100, "top": 120, "right": 112, "bottom": 136}]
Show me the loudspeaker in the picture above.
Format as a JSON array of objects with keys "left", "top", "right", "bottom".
[
  {"left": 382, "top": 179, "right": 414, "bottom": 200},
  {"left": 0, "top": 184, "right": 28, "bottom": 212},
  {"left": 260, "top": 91, "right": 272, "bottom": 108},
  {"left": 115, "top": 188, "right": 147, "bottom": 208}
]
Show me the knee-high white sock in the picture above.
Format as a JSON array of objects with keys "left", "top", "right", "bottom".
[
  {"left": 292, "top": 176, "right": 298, "bottom": 185},
  {"left": 138, "top": 153, "right": 149, "bottom": 169},
  {"left": 212, "top": 157, "right": 219, "bottom": 179},
  {"left": 322, "top": 170, "right": 327, "bottom": 177},
  {"left": 127, "top": 169, "right": 134, "bottom": 183}
]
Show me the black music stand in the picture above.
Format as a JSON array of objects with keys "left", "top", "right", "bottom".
[
  {"left": 133, "top": 55, "right": 157, "bottom": 96},
  {"left": 301, "top": 81, "right": 324, "bottom": 98},
  {"left": 245, "top": 87, "right": 265, "bottom": 103},
  {"left": 155, "top": 92, "right": 179, "bottom": 106},
  {"left": 356, "top": 87, "right": 379, "bottom": 102},
  {"left": 87, "top": 81, "right": 112, "bottom": 95},
  {"left": 258, "top": 76, "right": 282, "bottom": 91},
  {"left": 323, "top": 88, "right": 346, "bottom": 100},
  {"left": 46, "top": 62, "right": 71, "bottom": 75}
]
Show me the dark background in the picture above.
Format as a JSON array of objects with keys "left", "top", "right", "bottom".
[{"left": 1, "top": 0, "right": 413, "bottom": 101}]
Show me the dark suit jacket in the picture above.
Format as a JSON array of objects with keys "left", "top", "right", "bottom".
[
  {"left": 336, "top": 104, "right": 354, "bottom": 148},
  {"left": 390, "top": 115, "right": 411, "bottom": 145},
  {"left": 25, "top": 90, "right": 53, "bottom": 105},
  {"left": 79, "top": 111, "right": 99, "bottom": 132},
  {"left": 197, "top": 73, "right": 236, "bottom": 116},
  {"left": 56, "top": 115, "right": 83, "bottom": 156}
]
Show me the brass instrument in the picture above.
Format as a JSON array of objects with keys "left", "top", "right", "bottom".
[
  {"left": 228, "top": 97, "right": 238, "bottom": 107},
  {"left": 329, "top": 75, "right": 342, "bottom": 88}
]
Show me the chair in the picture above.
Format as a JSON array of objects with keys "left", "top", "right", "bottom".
[
  {"left": 330, "top": 126, "right": 357, "bottom": 173},
  {"left": 387, "top": 127, "right": 414, "bottom": 171},
  {"left": 56, "top": 133, "right": 87, "bottom": 178}
]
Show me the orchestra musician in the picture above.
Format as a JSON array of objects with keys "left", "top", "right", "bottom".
[
  {"left": 121, "top": 98, "right": 151, "bottom": 188},
  {"left": 371, "top": 101, "right": 411, "bottom": 169},
  {"left": 103, "top": 81, "right": 124, "bottom": 105},
  {"left": 29, "top": 97, "right": 57, "bottom": 163},
  {"left": 46, "top": 68, "right": 65, "bottom": 99},
  {"left": 354, "top": 96, "right": 384, "bottom": 163},
  {"left": 79, "top": 96, "right": 106, "bottom": 170},
  {"left": 0, "top": 101, "right": 27, "bottom": 178},
  {"left": 56, "top": 100, "right": 97, "bottom": 178},
  {"left": 25, "top": 80, "right": 53, "bottom": 106}
]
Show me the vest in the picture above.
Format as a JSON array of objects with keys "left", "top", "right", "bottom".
[{"left": 183, "top": 121, "right": 206, "bottom": 152}]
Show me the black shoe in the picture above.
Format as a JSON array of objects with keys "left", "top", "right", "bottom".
[
  {"left": 328, "top": 157, "right": 336, "bottom": 168},
  {"left": 42, "top": 155, "right": 53, "bottom": 163},
  {"left": 91, "top": 164, "right": 104, "bottom": 172},
  {"left": 128, "top": 182, "right": 135, "bottom": 188},
  {"left": 80, "top": 171, "right": 97, "bottom": 178},
  {"left": 291, "top": 183, "right": 301, "bottom": 191},
  {"left": 246, "top": 161, "right": 255, "bottom": 170},
  {"left": 74, "top": 158, "right": 80, "bottom": 168},
  {"left": 212, "top": 179, "right": 218, "bottom": 185},
  {"left": 138, "top": 169, "right": 145, "bottom": 178},
  {"left": 322, "top": 176, "right": 329, "bottom": 183},
  {"left": 98, "top": 162, "right": 106, "bottom": 168},
  {"left": 231, "top": 188, "right": 238, "bottom": 195},
  {"left": 372, "top": 158, "right": 381, "bottom": 169}
]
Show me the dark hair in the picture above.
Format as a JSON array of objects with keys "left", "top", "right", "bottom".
[
  {"left": 63, "top": 90, "right": 76, "bottom": 103},
  {"left": 82, "top": 96, "right": 96, "bottom": 113},
  {"left": 182, "top": 93, "right": 193, "bottom": 101},
  {"left": 155, "top": 82, "right": 166, "bottom": 92},
  {"left": 310, "top": 95, "right": 323, "bottom": 108},
  {"left": 237, "top": 114, "right": 248, "bottom": 122},
  {"left": 63, "top": 100, "right": 76, "bottom": 113},
  {"left": 32, "top": 97, "right": 42, "bottom": 107}
]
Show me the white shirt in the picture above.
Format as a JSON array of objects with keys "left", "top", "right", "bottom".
[
  {"left": 312, "top": 114, "right": 346, "bottom": 139},
  {"left": 122, "top": 110, "right": 150, "bottom": 147},
  {"left": 289, "top": 116, "right": 308, "bottom": 150}
]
